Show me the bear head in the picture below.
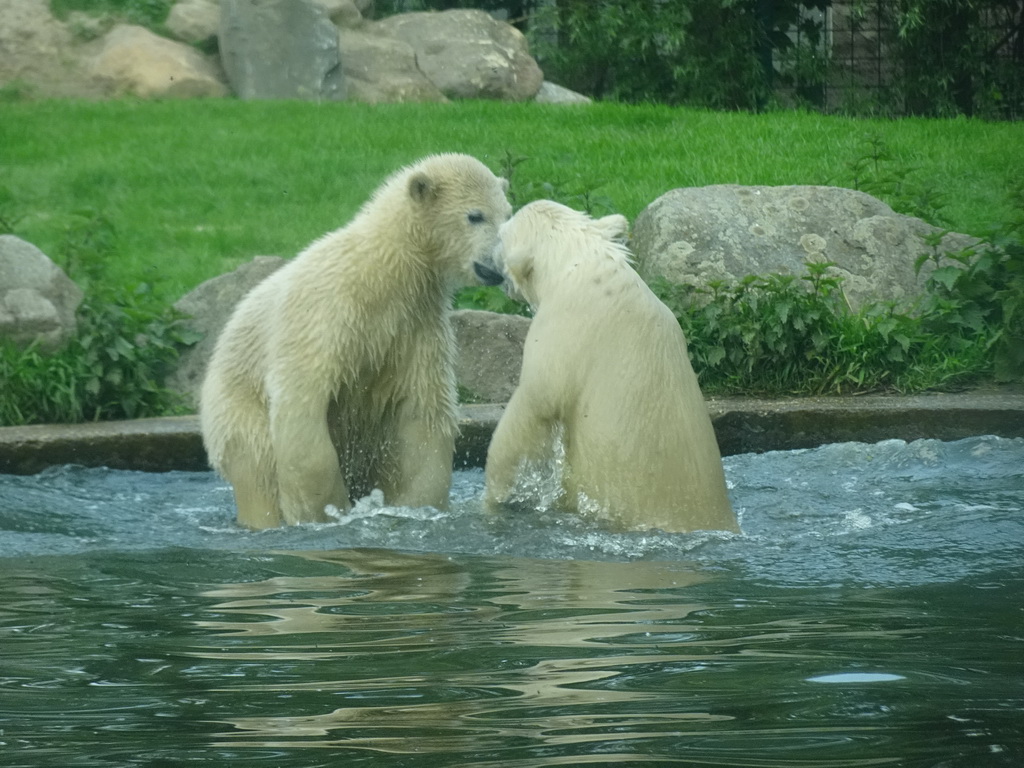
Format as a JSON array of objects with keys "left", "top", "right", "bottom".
[
  {"left": 495, "top": 199, "right": 630, "bottom": 309},
  {"left": 395, "top": 153, "right": 512, "bottom": 289}
]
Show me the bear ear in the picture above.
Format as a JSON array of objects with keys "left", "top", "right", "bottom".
[
  {"left": 509, "top": 258, "right": 533, "bottom": 294},
  {"left": 594, "top": 213, "right": 629, "bottom": 243},
  {"left": 499, "top": 177, "right": 510, "bottom": 193},
  {"left": 408, "top": 172, "right": 439, "bottom": 204}
]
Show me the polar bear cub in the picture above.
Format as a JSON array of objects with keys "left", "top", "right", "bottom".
[
  {"left": 201, "top": 154, "right": 511, "bottom": 529},
  {"left": 484, "top": 200, "right": 738, "bottom": 533}
]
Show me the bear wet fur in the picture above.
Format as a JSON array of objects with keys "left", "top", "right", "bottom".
[
  {"left": 484, "top": 200, "right": 738, "bottom": 533},
  {"left": 200, "top": 154, "right": 512, "bottom": 529}
]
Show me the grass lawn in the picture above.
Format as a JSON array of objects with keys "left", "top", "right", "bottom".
[{"left": 2, "top": 99, "right": 1022, "bottom": 301}]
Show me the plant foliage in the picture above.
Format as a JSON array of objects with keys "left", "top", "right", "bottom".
[
  {"left": 0, "top": 208, "right": 200, "bottom": 427},
  {"left": 886, "top": 0, "right": 1024, "bottom": 119}
]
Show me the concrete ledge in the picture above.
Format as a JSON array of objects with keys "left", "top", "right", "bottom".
[
  {"left": 706, "top": 390, "right": 1024, "bottom": 455},
  {"left": 1, "top": 391, "right": 1022, "bottom": 475}
]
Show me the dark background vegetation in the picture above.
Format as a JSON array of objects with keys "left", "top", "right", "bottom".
[{"left": 381, "top": 0, "right": 1024, "bottom": 119}]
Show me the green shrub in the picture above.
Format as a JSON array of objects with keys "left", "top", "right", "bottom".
[
  {"left": 653, "top": 259, "right": 993, "bottom": 396},
  {"left": 916, "top": 242, "right": 1024, "bottom": 385},
  {"left": 0, "top": 285, "right": 199, "bottom": 426},
  {"left": 0, "top": 202, "right": 200, "bottom": 427}
]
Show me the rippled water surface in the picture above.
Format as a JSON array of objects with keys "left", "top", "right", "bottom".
[{"left": 2, "top": 436, "right": 1022, "bottom": 767}]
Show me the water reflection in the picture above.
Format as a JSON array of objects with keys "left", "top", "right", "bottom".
[
  {"left": 1, "top": 547, "right": 1019, "bottom": 766},
  {"left": 190, "top": 551, "right": 729, "bottom": 757},
  {"left": 153, "top": 549, "right": 1018, "bottom": 766}
]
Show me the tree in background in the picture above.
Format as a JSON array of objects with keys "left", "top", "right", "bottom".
[
  {"left": 528, "top": 0, "right": 832, "bottom": 110},
  {"left": 889, "top": 0, "right": 1023, "bottom": 118}
]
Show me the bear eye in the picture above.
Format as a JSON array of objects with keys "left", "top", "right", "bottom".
[{"left": 467, "top": 210, "right": 486, "bottom": 225}]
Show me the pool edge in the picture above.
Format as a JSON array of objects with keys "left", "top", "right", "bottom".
[{"left": 1, "top": 390, "right": 1023, "bottom": 475}]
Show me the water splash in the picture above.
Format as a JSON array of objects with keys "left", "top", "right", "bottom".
[{"left": 1, "top": 436, "right": 1022, "bottom": 587}]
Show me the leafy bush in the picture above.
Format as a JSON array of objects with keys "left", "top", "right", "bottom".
[
  {"left": 653, "top": 224, "right": 1024, "bottom": 395},
  {"left": 653, "top": 261, "right": 988, "bottom": 396},
  {"left": 528, "top": 0, "right": 773, "bottom": 109},
  {"left": 916, "top": 240, "right": 1024, "bottom": 384},
  {"left": 0, "top": 286, "right": 199, "bottom": 426},
  {"left": 0, "top": 207, "right": 199, "bottom": 427}
]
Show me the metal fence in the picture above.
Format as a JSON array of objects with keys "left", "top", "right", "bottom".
[{"left": 821, "top": 1, "right": 1024, "bottom": 117}]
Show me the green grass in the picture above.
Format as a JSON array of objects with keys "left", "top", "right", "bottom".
[{"left": 2, "top": 100, "right": 1022, "bottom": 301}]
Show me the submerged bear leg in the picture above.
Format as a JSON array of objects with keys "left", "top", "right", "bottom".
[
  {"left": 271, "top": 398, "right": 348, "bottom": 525},
  {"left": 230, "top": 461, "right": 281, "bottom": 530},
  {"left": 384, "top": 414, "right": 455, "bottom": 510}
]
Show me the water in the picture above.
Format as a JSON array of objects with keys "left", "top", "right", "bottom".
[{"left": 1, "top": 436, "right": 1022, "bottom": 767}]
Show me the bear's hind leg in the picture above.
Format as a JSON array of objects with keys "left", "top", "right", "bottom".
[
  {"left": 385, "top": 414, "right": 455, "bottom": 510},
  {"left": 221, "top": 449, "right": 281, "bottom": 530},
  {"left": 233, "top": 475, "right": 281, "bottom": 530},
  {"left": 272, "top": 407, "right": 349, "bottom": 525}
]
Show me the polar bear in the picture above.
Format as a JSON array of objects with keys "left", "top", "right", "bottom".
[
  {"left": 484, "top": 200, "right": 738, "bottom": 533},
  {"left": 200, "top": 154, "right": 512, "bottom": 529}
]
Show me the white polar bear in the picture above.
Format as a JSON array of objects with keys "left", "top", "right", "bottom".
[
  {"left": 200, "top": 154, "right": 511, "bottom": 529},
  {"left": 484, "top": 200, "right": 738, "bottom": 533}
]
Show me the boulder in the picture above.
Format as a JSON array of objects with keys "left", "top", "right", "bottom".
[
  {"left": 338, "top": 27, "right": 447, "bottom": 104},
  {"left": 631, "top": 185, "right": 980, "bottom": 310},
  {"left": 372, "top": 9, "right": 543, "bottom": 101},
  {"left": 219, "top": 0, "right": 345, "bottom": 100},
  {"left": 90, "top": 24, "right": 228, "bottom": 98},
  {"left": 0, "top": 0, "right": 103, "bottom": 98},
  {"left": 166, "top": 0, "right": 220, "bottom": 47},
  {"left": 169, "top": 255, "right": 285, "bottom": 405},
  {"left": 534, "top": 81, "right": 591, "bottom": 105},
  {"left": 0, "top": 235, "right": 84, "bottom": 351},
  {"left": 452, "top": 309, "right": 531, "bottom": 403},
  {"left": 311, "top": 0, "right": 364, "bottom": 28}
]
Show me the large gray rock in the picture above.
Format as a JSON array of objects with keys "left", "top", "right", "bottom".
[
  {"left": 631, "top": 185, "right": 979, "bottom": 310},
  {"left": 0, "top": 235, "right": 84, "bottom": 351},
  {"left": 170, "top": 255, "right": 285, "bottom": 405},
  {"left": 338, "top": 27, "right": 446, "bottom": 103},
  {"left": 373, "top": 9, "right": 543, "bottom": 101},
  {"left": 90, "top": 24, "right": 228, "bottom": 98},
  {"left": 452, "top": 309, "right": 531, "bottom": 403},
  {"left": 137, "top": 0, "right": 365, "bottom": 51},
  {"left": 219, "top": 0, "right": 345, "bottom": 100}
]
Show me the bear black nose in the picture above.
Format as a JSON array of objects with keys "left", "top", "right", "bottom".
[{"left": 473, "top": 261, "right": 504, "bottom": 286}]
